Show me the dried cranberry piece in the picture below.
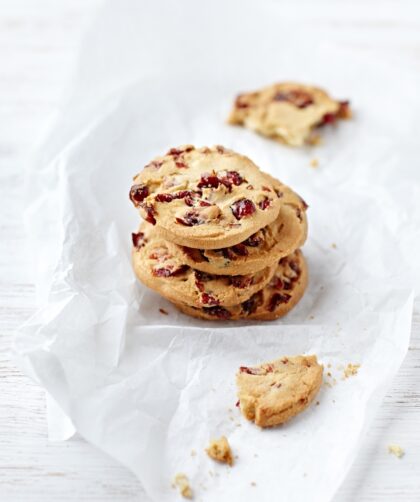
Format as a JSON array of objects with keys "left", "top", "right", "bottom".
[
  {"left": 289, "top": 261, "right": 300, "bottom": 274},
  {"left": 155, "top": 193, "right": 174, "bottom": 203},
  {"left": 203, "top": 305, "right": 231, "bottom": 319},
  {"left": 143, "top": 204, "right": 156, "bottom": 225},
  {"left": 153, "top": 265, "right": 188, "bottom": 277},
  {"left": 219, "top": 170, "right": 245, "bottom": 190},
  {"left": 231, "top": 243, "right": 249, "bottom": 256},
  {"left": 132, "top": 232, "right": 146, "bottom": 248},
  {"left": 258, "top": 197, "right": 272, "bottom": 210},
  {"left": 221, "top": 248, "right": 236, "bottom": 260},
  {"left": 167, "top": 147, "right": 183, "bottom": 157},
  {"left": 283, "top": 279, "right": 292, "bottom": 290},
  {"left": 201, "top": 292, "right": 219, "bottom": 305},
  {"left": 235, "top": 400, "right": 240, "bottom": 407},
  {"left": 152, "top": 267, "right": 173, "bottom": 277},
  {"left": 216, "top": 145, "right": 226, "bottom": 154},
  {"left": 231, "top": 198, "right": 256, "bottom": 220},
  {"left": 235, "top": 95, "right": 249, "bottom": 109},
  {"left": 244, "top": 233, "right": 262, "bottom": 247},
  {"left": 273, "top": 89, "right": 314, "bottom": 109},
  {"left": 145, "top": 160, "right": 163, "bottom": 170},
  {"left": 175, "top": 161, "right": 188, "bottom": 169},
  {"left": 261, "top": 186, "right": 272, "bottom": 192},
  {"left": 230, "top": 276, "right": 252, "bottom": 289},
  {"left": 241, "top": 291, "right": 263, "bottom": 315},
  {"left": 270, "top": 276, "right": 284, "bottom": 290},
  {"left": 300, "top": 197, "right": 309, "bottom": 210},
  {"left": 275, "top": 189, "right": 284, "bottom": 198},
  {"left": 321, "top": 112, "right": 336, "bottom": 125},
  {"left": 239, "top": 366, "right": 262, "bottom": 375},
  {"left": 129, "top": 184, "right": 149, "bottom": 206},
  {"left": 195, "top": 280, "right": 205, "bottom": 292},
  {"left": 199, "top": 200, "right": 211, "bottom": 207},
  {"left": 197, "top": 172, "right": 219, "bottom": 189},
  {"left": 195, "top": 271, "right": 213, "bottom": 282},
  {"left": 176, "top": 210, "right": 203, "bottom": 226},
  {"left": 268, "top": 293, "right": 291, "bottom": 311}
]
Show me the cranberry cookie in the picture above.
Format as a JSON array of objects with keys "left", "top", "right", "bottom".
[
  {"left": 132, "top": 225, "right": 277, "bottom": 308},
  {"left": 154, "top": 180, "right": 307, "bottom": 275},
  {"left": 173, "top": 250, "right": 307, "bottom": 321},
  {"left": 228, "top": 82, "right": 351, "bottom": 146},
  {"left": 130, "top": 145, "right": 283, "bottom": 249},
  {"left": 236, "top": 355, "right": 323, "bottom": 427}
]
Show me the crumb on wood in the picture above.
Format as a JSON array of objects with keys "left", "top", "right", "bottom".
[
  {"left": 388, "top": 444, "right": 404, "bottom": 458},
  {"left": 159, "top": 308, "right": 168, "bottom": 315},
  {"left": 310, "top": 158, "right": 319, "bottom": 168},
  {"left": 205, "top": 436, "right": 234, "bottom": 466},
  {"left": 343, "top": 363, "right": 360, "bottom": 379},
  {"left": 173, "top": 473, "right": 193, "bottom": 499}
]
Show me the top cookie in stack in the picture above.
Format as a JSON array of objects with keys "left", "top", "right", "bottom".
[{"left": 130, "top": 145, "right": 308, "bottom": 321}]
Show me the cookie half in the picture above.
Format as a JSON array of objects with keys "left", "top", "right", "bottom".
[
  {"left": 236, "top": 355, "right": 323, "bottom": 427},
  {"left": 228, "top": 82, "right": 351, "bottom": 146},
  {"left": 132, "top": 226, "right": 277, "bottom": 308},
  {"left": 154, "top": 180, "right": 307, "bottom": 275},
  {"left": 130, "top": 145, "right": 283, "bottom": 249},
  {"left": 174, "top": 249, "right": 307, "bottom": 321}
]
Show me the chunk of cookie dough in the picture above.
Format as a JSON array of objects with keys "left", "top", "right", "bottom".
[
  {"left": 236, "top": 355, "right": 323, "bottom": 427},
  {"left": 130, "top": 145, "right": 283, "bottom": 249},
  {"left": 154, "top": 177, "right": 308, "bottom": 276},
  {"left": 205, "top": 436, "right": 234, "bottom": 466},
  {"left": 132, "top": 224, "right": 277, "bottom": 307},
  {"left": 174, "top": 249, "right": 307, "bottom": 321},
  {"left": 228, "top": 82, "right": 351, "bottom": 146}
]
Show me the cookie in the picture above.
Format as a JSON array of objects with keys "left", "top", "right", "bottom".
[
  {"left": 205, "top": 436, "right": 234, "bottom": 466},
  {"left": 130, "top": 145, "right": 283, "bottom": 249},
  {"left": 132, "top": 225, "right": 277, "bottom": 308},
  {"left": 173, "top": 250, "right": 307, "bottom": 321},
  {"left": 154, "top": 179, "right": 307, "bottom": 275},
  {"left": 236, "top": 355, "right": 323, "bottom": 427},
  {"left": 228, "top": 82, "right": 351, "bottom": 146}
]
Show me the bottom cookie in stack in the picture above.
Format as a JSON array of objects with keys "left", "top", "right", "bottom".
[{"left": 172, "top": 249, "right": 307, "bottom": 321}]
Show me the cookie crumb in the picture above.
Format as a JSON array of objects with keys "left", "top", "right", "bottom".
[
  {"left": 190, "top": 449, "right": 196, "bottom": 457},
  {"left": 331, "top": 243, "right": 337, "bottom": 249},
  {"left": 159, "top": 308, "right": 168, "bottom": 315},
  {"left": 250, "top": 481, "right": 256, "bottom": 487},
  {"left": 343, "top": 363, "right": 360, "bottom": 379},
  {"left": 316, "top": 401, "right": 320, "bottom": 406},
  {"left": 309, "top": 315, "right": 315, "bottom": 320},
  {"left": 310, "top": 158, "right": 319, "bottom": 168},
  {"left": 205, "top": 436, "right": 234, "bottom": 466},
  {"left": 327, "top": 363, "right": 331, "bottom": 369},
  {"left": 173, "top": 473, "right": 193, "bottom": 499},
  {"left": 388, "top": 444, "right": 404, "bottom": 458}
]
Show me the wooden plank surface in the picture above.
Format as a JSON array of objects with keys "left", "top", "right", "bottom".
[{"left": 0, "top": 1, "right": 419, "bottom": 500}]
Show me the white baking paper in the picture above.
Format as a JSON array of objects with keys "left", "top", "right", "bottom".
[{"left": 14, "top": 1, "right": 420, "bottom": 501}]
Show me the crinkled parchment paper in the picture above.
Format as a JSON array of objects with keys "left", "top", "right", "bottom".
[{"left": 14, "top": 1, "right": 420, "bottom": 501}]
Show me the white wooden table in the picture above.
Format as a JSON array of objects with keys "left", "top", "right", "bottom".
[{"left": 1, "top": 1, "right": 419, "bottom": 500}]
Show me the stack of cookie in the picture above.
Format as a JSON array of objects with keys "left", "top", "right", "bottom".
[{"left": 129, "top": 145, "right": 308, "bottom": 321}]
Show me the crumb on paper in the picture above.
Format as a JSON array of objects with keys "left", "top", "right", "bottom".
[
  {"left": 190, "top": 449, "right": 196, "bottom": 457},
  {"left": 331, "top": 243, "right": 337, "bottom": 249},
  {"left": 327, "top": 371, "right": 332, "bottom": 377},
  {"left": 388, "top": 444, "right": 404, "bottom": 458},
  {"left": 205, "top": 436, "right": 234, "bottom": 466},
  {"left": 309, "top": 158, "right": 319, "bottom": 168},
  {"left": 250, "top": 481, "right": 256, "bottom": 487},
  {"left": 309, "top": 315, "right": 315, "bottom": 320},
  {"left": 343, "top": 363, "right": 360, "bottom": 379},
  {"left": 159, "top": 308, "right": 168, "bottom": 315},
  {"left": 327, "top": 363, "right": 331, "bottom": 368},
  {"left": 173, "top": 473, "right": 193, "bottom": 499},
  {"left": 316, "top": 401, "right": 320, "bottom": 406}
]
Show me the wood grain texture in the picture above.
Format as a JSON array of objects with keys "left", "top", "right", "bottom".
[{"left": 0, "top": 1, "right": 419, "bottom": 500}]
